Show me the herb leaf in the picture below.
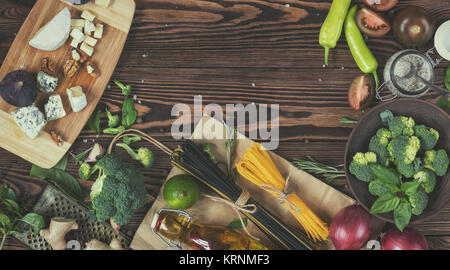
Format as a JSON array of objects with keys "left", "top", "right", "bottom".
[
  {"left": 29, "top": 165, "right": 49, "bottom": 179},
  {"left": 369, "top": 164, "right": 401, "bottom": 187},
  {"left": 401, "top": 181, "right": 420, "bottom": 197},
  {"left": 370, "top": 193, "right": 401, "bottom": 214},
  {"left": 69, "top": 148, "right": 93, "bottom": 166},
  {"left": 1, "top": 184, "right": 17, "bottom": 202},
  {"left": 87, "top": 107, "right": 101, "bottom": 134},
  {"left": 227, "top": 218, "right": 248, "bottom": 229},
  {"left": 54, "top": 154, "right": 68, "bottom": 171},
  {"left": 47, "top": 169, "right": 83, "bottom": 202},
  {"left": 202, "top": 143, "right": 217, "bottom": 163},
  {"left": 339, "top": 117, "right": 358, "bottom": 124},
  {"left": 121, "top": 98, "right": 137, "bottom": 128},
  {"left": 18, "top": 213, "right": 45, "bottom": 235},
  {"left": 0, "top": 214, "right": 11, "bottom": 228},
  {"left": 394, "top": 199, "right": 412, "bottom": 231}
]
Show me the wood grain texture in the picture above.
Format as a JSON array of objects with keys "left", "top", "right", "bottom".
[
  {"left": 0, "top": 0, "right": 134, "bottom": 168},
  {"left": 0, "top": 0, "right": 449, "bottom": 250}
]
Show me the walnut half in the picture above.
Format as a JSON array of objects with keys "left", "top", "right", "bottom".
[
  {"left": 41, "top": 58, "right": 57, "bottom": 76},
  {"left": 86, "top": 61, "right": 99, "bottom": 78},
  {"left": 63, "top": 59, "right": 80, "bottom": 78}
]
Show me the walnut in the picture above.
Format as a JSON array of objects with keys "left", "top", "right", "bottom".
[
  {"left": 86, "top": 61, "right": 99, "bottom": 78},
  {"left": 41, "top": 58, "right": 57, "bottom": 76},
  {"left": 63, "top": 59, "right": 80, "bottom": 78},
  {"left": 50, "top": 131, "right": 64, "bottom": 147}
]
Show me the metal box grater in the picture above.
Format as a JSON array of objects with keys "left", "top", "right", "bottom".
[{"left": 14, "top": 184, "right": 131, "bottom": 250}]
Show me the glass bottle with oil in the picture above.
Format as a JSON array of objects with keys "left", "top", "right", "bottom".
[{"left": 151, "top": 208, "right": 269, "bottom": 250}]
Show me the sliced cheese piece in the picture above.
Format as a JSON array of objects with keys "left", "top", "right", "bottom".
[
  {"left": 93, "top": 24, "right": 103, "bottom": 39},
  {"left": 84, "top": 20, "right": 96, "bottom": 35},
  {"left": 70, "top": 28, "right": 84, "bottom": 43},
  {"left": 81, "top": 10, "right": 96, "bottom": 21},
  {"left": 67, "top": 86, "right": 87, "bottom": 113},
  {"left": 84, "top": 35, "right": 97, "bottom": 47},
  {"left": 95, "top": 0, "right": 111, "bottom": 7},
  {"left": 80, "top": 42, "right": 94, "bottom": 56},
  {"left": 71, "top": 19, "right": 85, "bottom": 27},
  {"left": 70, "top": 38, "right": 80, "bottom": 48},
  {"left": 29, "top": 7, "right": 71, "bottom": 51},
  {"left": 45, "top": 95, "right": 66, "bottom": 121}
]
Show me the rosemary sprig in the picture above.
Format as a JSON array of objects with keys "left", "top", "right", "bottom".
[
  {"left": 339, "top": 117, "right": 358, "bottom": 125},
  {"left": 292, "top": 156, "right": 345, "bottom": 183}
]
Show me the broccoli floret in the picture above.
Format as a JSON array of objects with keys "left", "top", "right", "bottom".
[
  {"left": 388, "top": 116, "right": 415, "bottom": 138},
  {"left": 380, "top": 110, "right": 394, "bottom": 125},
  {"left": 349, "top": 152, "right": 377, "bottom": 182},
  {"left": 414, "top": 125, "right": 439, "bottom": 151},
  {"left": 368, "top": 180, "right": 396, "bottom": 197},
  {"left": 388, "top": 135, "right": 421, "bottom": 165},
  {"left": 122, "top": 136, "right": 142, "bottom": 145},
  {"left": 90, "top": 154, "right": 147, "bottom": 227},
  {"left": 106, "top": 108, "right": 121, "bottom": 128},
  {"left": 396, "top": 158, "right": 422, "bottom": 178},
  {"left": 78, "top": 163, "right": 99, "bottom": 180},
  {"left": 413, "top": 169, "right": 437, "bottom": 194},
  {"left": 408, "top": 187, "right": 428, "bottom": 216},
  {"left": 423, "top": 149, "right": 449, "bottom": 177},
  {"left": 368, "top": 128, "right": 392, "bottom": 166},
  {"left": 116, "top": 143, "right": 155, "bottom": 168}
]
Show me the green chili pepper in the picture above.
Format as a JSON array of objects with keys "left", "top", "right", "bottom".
[
  {"left": 344, "top": 5, "right": 379, "bottom": 89},
  {"left": 319, "top": 0, "right": 352, "bottom": 66}
]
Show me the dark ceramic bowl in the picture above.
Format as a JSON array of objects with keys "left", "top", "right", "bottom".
[{"left": 345, "top": 98, "right": 450, "bottom": 224}]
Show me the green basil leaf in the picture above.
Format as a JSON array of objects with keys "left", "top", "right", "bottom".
[
  {"left": 227, "top": 218, "right": 248, "bottom": 229},
  {"left": 369, "top": 164, "right": 401, "bottom": 187},
  {"left": 87, "top": 107, "right": 101, "bottom": 134},
  {"left": 54, "top": 154, "right": 68, "bottom": 171},
  {"left": 394, "top": 199, "right": 412, "bottom": 231},
  {"left": 3, "top": 199, "right": 21, "bottom": 217},
  {"left": 401, "top": 181, "right": 420, "bottom": 197},
  {"left": 18, "top": 213, "right": 45, "bottom": 235},
  {"left": 0, "top": 214, "right": 11, "bottom": 227},
  {"left": 445, "top": 64, "right": 450, "bottom": 91},
  {"left": 1, "top": 184, "right": 17, "bottom": 202},
  {"left": 370, "top": 193, "right": 401, "bottom": 214},
  {"left": 437, "top": 97, "right": 450, "bottom": 111},
  {"left": 47, "top": 169, "right": 83, "bottom": 202},
  {"left": 29, "top": 165, "right": 49, "bottom": 179},
  {"left": 121, "top": 98, "right": 137, "bottom": 128}
]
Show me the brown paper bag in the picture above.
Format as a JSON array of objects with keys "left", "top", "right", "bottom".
[{"left": 130, "top": 116, "right": 384, "bottom": 250}]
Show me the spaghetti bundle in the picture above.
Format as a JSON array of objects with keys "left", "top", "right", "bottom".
[{"left": 236, "top": 143, "right": 329, "bottom": 242}]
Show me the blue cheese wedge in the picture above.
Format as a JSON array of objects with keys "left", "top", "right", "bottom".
[
  {"left": 11, "top": 104, "right": 47, "bottom": 140},
  {"left": 45, "top": 95, "right": 66, "bottom": 121},
  {"left": 67, "top": 86, "right": 87, "bottom": 112},
  {"left": 37, "top": 71, "right": 59, "bottom": 93},
  {"left": 29, "top": 8, "right": 71, "bottom": 51}
]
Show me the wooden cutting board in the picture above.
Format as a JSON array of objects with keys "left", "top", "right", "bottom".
[{"left": 0, "top": 0, "right": 135, "bottom": 168}]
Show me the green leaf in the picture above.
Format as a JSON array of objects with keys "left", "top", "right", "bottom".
[
  {"left": 394, "top": 199, "right": 412, "bottom": 231},
  {"left": 47, "top": 169, "right": 83, "bottom": 202},
  {"left": 1, "top": 184, "right": 17, "bottom": 202},
  {"left": 437, "top": 97, "right": 450, "bottom": 111},
  {"left": 87, "top": 107, "right": 101, "bottom": 134},
  {"left": 227, "top": 218, "right": 248, "bottom": 229},
  {"left": 54, "top": 154, "right": 68, "bottom": 171},
  {"left": 202, "top": 143, "right": 217, "bottom": 163},
  {"left": 29, "top": 165, "right": 49, "bottom": 179},
  {"left": 445, "top": 64, "right": 450, "bottom": 92},
  {"left": 370, "top": 193, "right": 401, "bottom": 214},
  {"left": 3, "top": 199, "right": 21, "bottom": 217},
  {"left": 401, "top": 181, "right": 420, "bottom": 197},
  {"left": 121, "top": 98, "right": 137, "bottom": 128},
  {"left": 369, "top": 164, "right": 401, "bottom": 187},
  {"left": 69, "top": 148, "right": 93, "bottom": 166},
  {"left": 339, "top": 117, "right": 358, "bottom": 124},
  {"left": 18, "top": 213, "right": 45, "bottom": 235},
  {"left": 0, "top": 214, "right": 11, "bottom": 227}
]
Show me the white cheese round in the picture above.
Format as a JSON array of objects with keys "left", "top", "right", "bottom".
[{"left": 29, "top": 8, "right": 71, "bottom": 51}]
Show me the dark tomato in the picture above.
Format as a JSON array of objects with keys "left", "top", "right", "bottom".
[
  {"left": 363, "top": 0, "right": 399, "bottom": 11},
  {"left": 393, "top": 7, "right": 434, "bottom": 47},
  {"left": 348, "top": 74, "right": 375, "bottom": 111},
  {"left": 356, "top": 8, "right": 391, "bottom": 37}
]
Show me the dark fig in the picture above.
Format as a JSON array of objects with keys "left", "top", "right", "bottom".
[
  {"left": 0, "top": 70, "right": 38, "bottom": 107},
  {"left": 348, "top": 74, "right": 375, "bottom": 111}
]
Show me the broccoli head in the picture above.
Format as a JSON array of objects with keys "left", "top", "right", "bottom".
[
  {"left": 368, "top": 180, "right": 397, "bottom": 197},
  {"left": 423, "top": 149, "right": 449, "bottom": 177},
  {"left": 368, "top": 128, "right": 392, "bottom": 166},
  {"left": 90, "top": 154, "right": 147, "bottom": 227},
  {"left": 388, "top": 116, "right": 415, "bottom": 138},
  {"left": 408, "top": 187, "right": 428, "bottom": 216},
  {"left": 414, "top": 125, "right": 439, "bottom": 151},
  {"left": 349, "top": 152, "right": 377, "bottom": 182},
  {"left": 396, "top": 158, "right": 422, "bottom": 178},
  {"left": 116, "top": 143, "right": 155, "bottom": 168},
  {"left": 413, "top": 169, "right": 437, "bottom": 194},
  {"left": 388, "top": 135, "right": 421, "bottom": 165}
]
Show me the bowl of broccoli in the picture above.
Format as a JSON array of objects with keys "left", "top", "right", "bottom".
[{"left": 345, "top": 98, "right": 449, "bottom": 229}]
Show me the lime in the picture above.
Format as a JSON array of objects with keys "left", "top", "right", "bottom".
[{"left": 163, "top": 175, "right": 200, "bottom": 210}]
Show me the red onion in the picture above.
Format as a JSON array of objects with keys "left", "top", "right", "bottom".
[
  {"left": 381, "top": 228, "right": 428, "bottom": 250},
  {"left": 330, "top": 205, "right": 373, "bottom": 250}
]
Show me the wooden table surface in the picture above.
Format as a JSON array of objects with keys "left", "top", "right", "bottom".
[{"left": 0, "top": 0, "right": 449, "bottom": 250}]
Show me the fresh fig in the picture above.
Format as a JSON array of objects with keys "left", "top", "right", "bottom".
[
  {"left": 0, "top": 70, "right": 37, "bottom": 107},
  {"left": 348, "top": 74, "right": 375, "bottom": 111}
]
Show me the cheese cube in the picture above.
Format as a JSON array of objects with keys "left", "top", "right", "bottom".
[
  {"left": 72, "top": 48, "right": 81, "bottom": 61},
  {"left": 45, "top": 95, "right": 66, "bottom": 121},
  {"left": 93, "top": 24, "right": 103, "bottom": 39},
  {"left": 80, "top": 42, "right": 94, "bottom": 56},
  {"left": 84, "top": 35, "right": 97, "bottom": 47},
  {"left": 95, "top": 0, "right": 111, "bottom": 7},
  {"left": 70, "top": 28, "right": 84, "bottom": 42},
  {"left": 67, "top": 86, "right": 87, "bottom": 113},
  {"left": 11, "top": 104, "right": 47, "bottom": 140},
  {"left": 71, "top": 19, "right": 85, "bottom": 27},
  {"left": 70, "top": 38, "right": 80, "bottom": 48},
  {"left": 37, "top": 71, "right": 59, "bottom": 93},
  {"left": 84, "top": 20, "right": 96, "bottom": 35},
  {"left": 81, "top": 10, "right": 96, "bottom": 21}
]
